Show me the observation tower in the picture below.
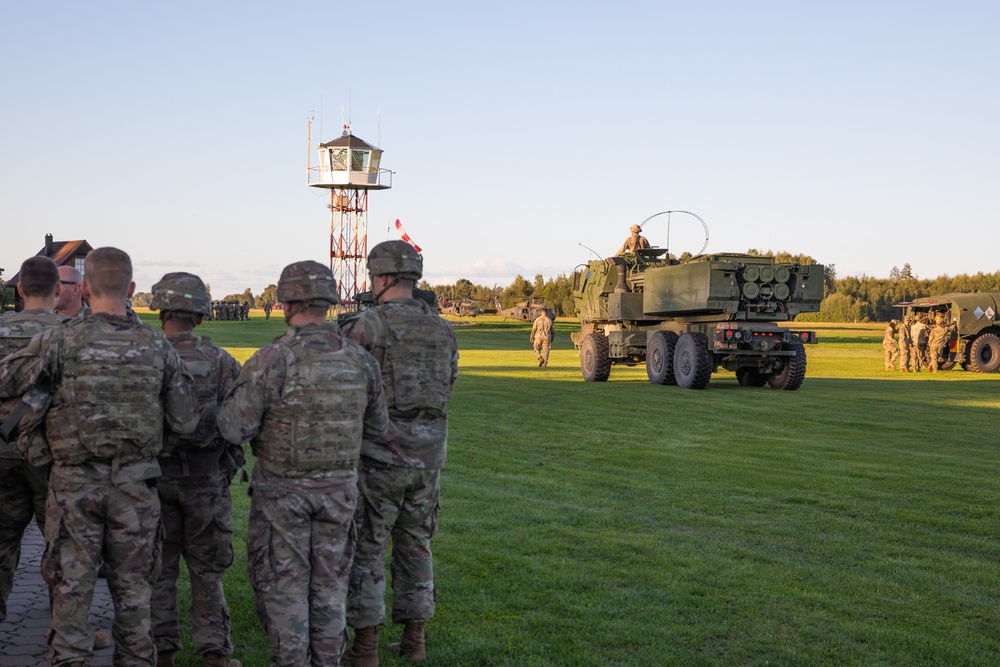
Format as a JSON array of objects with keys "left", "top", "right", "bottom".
[{"left": 308, "top": 125, "right": 392, "bottom": 308}]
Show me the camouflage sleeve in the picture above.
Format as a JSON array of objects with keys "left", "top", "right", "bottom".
[
  {"left": 218, "top": 345, "right": 282, "bottom": 445},
  {"left": 161, "top": 343, "right": 200, "bottom": 435},
  {"left": 444, "top": 321, "right": 459, "bottom": 388},
  {"left": 341, "top": 311, "right": 386, "bottom": 366},
  {"left": 0, "top": 329, "right": 58, "bottom": 399},
  {"left": 215, "top": 347, "right": 243, "bottom": 402},
  {"left": 358, "top": 348, "right": 389, "bottom": 441}
]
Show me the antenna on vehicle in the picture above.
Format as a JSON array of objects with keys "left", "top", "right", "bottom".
[
  {"left": 578, "top": 242, "right": 600, "bottom": 260},
  {"left": 638, "top": 210, "right": 710, "bottom": 258}
]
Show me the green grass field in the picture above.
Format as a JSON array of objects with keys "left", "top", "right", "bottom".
[{"left": 141, "top": 311, "right": 1000, "bottom": 667}]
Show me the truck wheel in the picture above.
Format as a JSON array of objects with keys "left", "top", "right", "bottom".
[
  {"left": 581, "top": 332, "right": 611, "bottom": 382},
  {"left": 968, "top": 333, "right": 1000, "bottom": 373},
  {"left": 939, "top": 361, "right": 956, "bottom": 371},
  {"left": 736, "top": 367, "right": 767, "bottom": 387},
  {"left": 673, "top": 333, "right": 712, "bottom": 389},
  {"left": 646, "top": 331, "right": 679, "bottom": 385},
  {"left": 767, "top": 342, "right": 807, "bottom": 390}
]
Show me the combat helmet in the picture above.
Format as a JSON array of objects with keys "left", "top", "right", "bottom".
[
  {"left": 630, "top": 224, "right": 642, "bottom": 233},
  {"left": 150, "top": 272, "right": 212, "bottom": 316},
  {"left": 277, "top": 260, "right": 339, "bottom": 305},
  {"left": 367, "top": 240, "right": 422, "bottom": 281}
]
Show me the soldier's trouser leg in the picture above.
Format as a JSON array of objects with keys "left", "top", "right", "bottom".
[
  {"left": 910, "top": 344, "right": 922, "bottom": 371},
  {"left": 153, "top": 476, "right": 235, "bottom": 657},
  {"left": 898, "top": 345, "right": 910, "bottom": 370},
  {"left": 348, "top": 465, "right": 439, "bottom": 629},
  {"left": 0, "top": 460, "right": 36, "bottom": 623},
  {"left": 44, "top": 475, "right": 160, "bottom": 667},
  {"left": 390, "top": 470, "right": 439, "bottom": 623},
  {"left": 540, "top": 342, "right": 551, "bottom": 366},
  {"left": 247, "top": 478, "right": 357, "bottom": 667}
]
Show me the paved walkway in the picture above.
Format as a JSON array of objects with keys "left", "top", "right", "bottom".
[{"left": 0, "top": 522, "right": 115, "bottom": 667}]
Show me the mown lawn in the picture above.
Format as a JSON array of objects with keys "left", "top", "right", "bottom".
[{"left": 146, "top": 312, "right": 1000, "bottom": 666}]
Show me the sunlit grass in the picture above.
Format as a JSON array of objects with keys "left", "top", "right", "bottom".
[{"left": 163, "top": 316, "right": 1000, "bottom": 666}]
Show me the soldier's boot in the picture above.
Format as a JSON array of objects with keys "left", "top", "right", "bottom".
[
  {"left": 343, "top": 626, "right": 380, "bottom": 667},
  {"left": 389, "top": 621, "right": 426, "bottom": 662},
  {"left": 203, "top": 652, "right": 242, "bottom": 667},
  {"left": 156, "top": 652, "right": 176, "bottom": 667}
]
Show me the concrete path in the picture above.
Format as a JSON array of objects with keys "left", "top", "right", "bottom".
[{"left": 0, "top": 522, "right": 115, "bottom": 667}]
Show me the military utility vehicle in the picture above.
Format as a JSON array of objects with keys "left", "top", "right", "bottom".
[
  {"left": 896, "top": 291, "right": 1000, "bottom": 372},
  {"left": 571, "top": 249, "right": 824, "bottom": 389}
]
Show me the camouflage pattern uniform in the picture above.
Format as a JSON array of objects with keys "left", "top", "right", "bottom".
[
  {"left": 0, "top": 311, "right": 198, "bottom": 667},
  {"left": 882, "top": 320, "right": 898, "bottom": 370},
  {"left": 263, "top": 302, "right": 272, "bottom": 320},
  {"left": 148, "top": 274, "right": 243, "bottom": 665},
  {"left": 897, "top": 316, "right": 912, "bottom": 371},
  {"left": 0, "top": 308, "right": 66, "bottom": 624},
  {"left": 910, "top": 317, "right": 928, "bottom": 372},
  {"left": 614, "top": 224, "right": 651, "bottom": 256},
  {"left": 530, "top": 310, "right": 554, "bottom": 367},
  {"left": 342, "top": 241, "right": 459, "bottom": 645},
  {"left": 219, "top": 261, "right": 388, "bottom": 667},
  {"left": 927, "top": 317, "right": 952, "bottom": 373}
]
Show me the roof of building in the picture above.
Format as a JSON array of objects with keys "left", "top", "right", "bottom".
[
  {"left": 6, "top": 239, "right": 93, "bottom": 286},
  {"left": 320, "top": 132, "right": 380, "bottom": 151}
]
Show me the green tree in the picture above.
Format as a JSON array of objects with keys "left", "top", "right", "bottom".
[
  {"left": 256, "top": 284, "right": 277, "bottom": 308},
  {"left": 131, "top": 292, "right": 152, "bottom": 308}
]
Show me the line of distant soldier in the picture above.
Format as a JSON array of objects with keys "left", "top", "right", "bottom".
[{"left": 204, "top": 301, "right": 272, "bottom": 321}]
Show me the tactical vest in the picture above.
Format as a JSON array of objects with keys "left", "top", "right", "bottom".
[
  {"left": 0, "top": 310, "right": 66, "bottom": 459},
  {"left": 379, "top": 303, "right": 453, "bottom": 416},
  {"left": 255, "top": 335, "right": 368, "bottom": 475},
  {"left": 163, "top": 335, "right": 221, "bottom": 456},
  {"left": 46, "top": 320, "right": 166, "bottom": 465}
]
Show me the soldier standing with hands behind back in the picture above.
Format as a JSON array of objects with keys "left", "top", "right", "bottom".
[
  {"left": 342, "top": 241, "right": 459, "bottom": 666},
  {"left": 0, "top": 247, "right": 199, "bottom": 667},
  {"left": 219, "top": 261, "right": 388, "bottom": 667}
]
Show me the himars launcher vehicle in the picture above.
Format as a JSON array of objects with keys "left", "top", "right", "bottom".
[{"left": 571, "top": 249, "right": 825, "bottom": 389}]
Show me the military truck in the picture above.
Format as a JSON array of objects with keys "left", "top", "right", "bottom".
[
  {"left": 571, "top": 249, "right": 824, "bottom": 389},
  {"left": 896, "top": 291, "right": 1000, "bottom": 372}
]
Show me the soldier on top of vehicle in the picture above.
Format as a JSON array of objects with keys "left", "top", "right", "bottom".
[{"left": 614, "top": 224, "right": 651, "bottom": 256}]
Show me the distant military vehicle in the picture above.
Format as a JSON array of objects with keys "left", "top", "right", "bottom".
[
  {"left": 495, "top": 295, "right": 552, "bottom": 321},
  {"left": 571, "top": 249, "right": 824, "bottom": 389},
  {"left": 439, "top": 299, "right": 482, "bottom": 317},
  {"left": 337, "top": 288, "right": 438, "bottom": 325},
  {"left": 896, "top": 291, "right": 1000, "bottom": 372}
]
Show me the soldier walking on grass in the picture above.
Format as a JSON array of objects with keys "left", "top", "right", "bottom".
[
  {"left": 219, "top": 261, "right": 388, "bottom": 667},
  {"left": 0, "top": 247, "right": 199, "bottom": 667},
  {"left": 530, "top": 308, "right": 555, "bottom": 367},
  {"left": 342, "top": 241, "right": 459, "bottom": 666},
  {"left": 882, "top": 320, "right": 899, "bottom": 370},
  {"left": 149, "top": 273, "right": 244, "bottom": 667}
]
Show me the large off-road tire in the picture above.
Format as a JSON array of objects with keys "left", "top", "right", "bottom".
[
  {"left": 736, "top": 367, "right": 767, "bottom": 387},
  {"left": 938, "top": 361, "right": 956, "bottom": 371},
  {"left": 646, "top": 331, "right": 679, "bottom": 385},
  {"left": 766, "top": 342, "right": 807, "bottom": 390},
  {"left": 673, "top": 333, "right": 712, "bottom": 389},
  {"left": 580, "top": 332, "right": 611, "bottom": 382},
  {"left": 968, "top": 333, "right": 1000, "bottom": 373}
]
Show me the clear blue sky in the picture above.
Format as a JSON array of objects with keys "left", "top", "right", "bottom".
[{"left": 2, "top": 2, "right": 998, "bottom": 297}]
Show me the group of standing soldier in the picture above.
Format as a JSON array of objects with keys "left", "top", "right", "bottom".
[
  {"left": 208, "top": 301, "right": 252, "bottom": 321},
  {"left": 0, "top": 240, "right": 458, "bottom": 667},
  {"left": 883, "top": 313, "right": 955, "bottom": 373}
]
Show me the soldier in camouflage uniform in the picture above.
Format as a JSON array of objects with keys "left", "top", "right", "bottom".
[
  {"left": 614, "top": 224, "right": 651, "bottom": 256},
  {"left": 0, "top": 257, "right": 66, "bottom": 625},
  {"left": 882, "top": 320, "right": 899, "bottom": 370},
  {"left": 55, "top": 265, "right": 89, "bottom": 319},
  {"left": 148, "top": 273, "right": 243, "bottom": 667},
  {"left": 263, "top": 301, "right": 272, "bottom": 320},
  {"left": 926, "top": 315, "right": 953, "bottom": 373},
  {"left": 0, "top": 247, "right": 199, "bottom": 667},
  {"left": 219, "top": 261, "right": 388, "bottom": 667},
  {"left": 909, "top": 315, "right": 928, "bottom": 372},
  {"left": 897, "top": 315, "right": 912, "bottom": 372},
  {"left": 343, "top": 241, "right": 459, "bottom": 666},
  {"left": 529, "top": 309, "right": 554, "bottom": 368}
]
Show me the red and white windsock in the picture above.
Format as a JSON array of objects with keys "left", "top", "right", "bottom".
[{"left": 394, "top": 219, "right": 422, "bottom": 252}]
